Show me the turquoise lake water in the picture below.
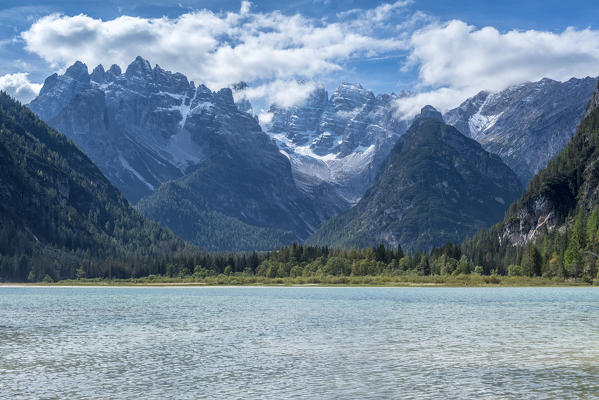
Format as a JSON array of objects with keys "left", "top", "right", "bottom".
[{"left": 0, "top": 287, "right": 598, "bottom": 399}]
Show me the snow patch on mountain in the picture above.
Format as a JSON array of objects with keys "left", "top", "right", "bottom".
[
  {"left": 444, "top": 76, "right": 598, "bottom": 184},
  {"left": 165, "top": 128, "right": 205, "bottom": 172},
  {"left": 265, "top": 83, "right": 409, "bottom": 203},
  {"left": 468, "top": 109, "right": 504, "bottom": 140},
  {"left": 118, "top": 153, "right": 155, "bottom": 190}
]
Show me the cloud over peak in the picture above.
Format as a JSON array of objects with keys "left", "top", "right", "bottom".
[
  {"left": 395, "top": 20, "right": 599, "bottom": 117},
  {"left": 0, "top": 73, "right": 42, "bottom": 103},
  {"left": 20, "top": 2, "right": 409, "bottom": 107},
  {"left": 11, "top": 2, "right": 599, "bottom": 115},
  {"left": 409, "top": 20, "right": 599, "bottom": 92}
]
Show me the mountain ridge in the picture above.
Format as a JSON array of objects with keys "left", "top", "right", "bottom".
[{"left": 444, "top": 76, "right": 598, "bottom": 185}]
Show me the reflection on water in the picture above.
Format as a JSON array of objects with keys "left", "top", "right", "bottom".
[{"left": 0, "top": 287, "right": 598, "bottom": 399}]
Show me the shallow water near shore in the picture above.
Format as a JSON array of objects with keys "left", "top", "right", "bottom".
[{"left": 1, "top": 287, "right": 598, "bottom": 399}]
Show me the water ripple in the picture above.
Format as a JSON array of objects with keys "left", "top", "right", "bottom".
[{"left": 0, "top": 287, "right": 598, "bottom": 399}]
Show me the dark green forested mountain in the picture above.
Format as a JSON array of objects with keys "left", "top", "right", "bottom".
[
  {"left": 461, "top": 83, "right": 599, "bottom": 279},
  {"left": 135, "top": 131, "right": 333, "bottom": 251},
  {"left": 0, "top": 92, "right": 188, "bottom": 281},
  {"left": 136, "top": 178, "right": 297, "bottom": 252},
  {"left": 307, "top": 106, "right": 523, "bottom": 252}
]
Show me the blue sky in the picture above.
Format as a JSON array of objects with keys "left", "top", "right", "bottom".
[{"left": 1, "top": 0, "right": 599, "bottom": 116}]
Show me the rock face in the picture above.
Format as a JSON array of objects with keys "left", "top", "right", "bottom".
[
  {"left": 500, "top": 195, "right": 561, "bottom": 246},
  {"left": 444, "top": 76, "right": 598, "bottom": 185},
  {"left": 498, "top": 81, "right": 599, "bottom": 245},
  {"left": 28, "top": 57, "right": 344, "bottom": 250},
  {"left": 307, "top": 106, "right": 523, "bottom": 252},
  {"left": 29, "top": 57, "right": 200, "bottom": 202},
  {"left": 31, "top": 61, "right": 93, "bottom": 121},
  {"left": 265, "top": 83, "right": 410, "bottom": 203}
]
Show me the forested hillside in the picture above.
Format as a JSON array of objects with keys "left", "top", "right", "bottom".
[{"left": 0, "top": 92, "right": 188, "bottom": 281}]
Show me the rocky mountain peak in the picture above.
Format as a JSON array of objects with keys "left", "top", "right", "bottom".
[
  {"left": 417, "top": 105, "right": 443, "bottom": 122},
  {"left": 152, "top": 64, "right": 190, "bottom": 93},
  {"left": 64, "top": 61, "right": 90, "bottom": 82},
  {"left": 215, "top": 87, "right": 235, "bottom": 107},
  {"left": 107, "top": 64, "right": 121, "bottom": 77},
  {"left": 230, "top": 81, "right": 254, "bottom": 115},
  {"left": 90, "top": 64, "right": 106, "bottom": 83},
  {"left": 29, "top": 61, "right": 92, "bottom": 120},
  {"left": 330, "top": 82, "right": 374, "bottom": 111},
  {"left": 125, "top": 56, "right": 153, "bottom": 79},
  {"left": 337, "top": 82, "right": 364, "bottom": 91},
  {"left": 307, "top": 113, "right": 522, "bottom": 252},
  {"left": 38, "top": 73, "right": 58, "bottom": 96},
  {"left": 232, "top": 81, "right": 249, "bottom": 91}
]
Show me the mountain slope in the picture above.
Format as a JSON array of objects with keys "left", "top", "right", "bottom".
[
  {"left": 444, "top": 76, "right": 597, "bottom": 185},
  {"left": 307, "top": 106, "right": 522, "bottom": 252},
  {"left": 133, "top": 85, "right": 346, "bottom": 248},
  {"left": 136, "top": 135, "right": 333, "bottom": 249},
  {"left": 0, "top": 92, "right": 186, "bottom": 281},
  {"left": 457, "top": 81, "right": 599, "bottom": 279}
]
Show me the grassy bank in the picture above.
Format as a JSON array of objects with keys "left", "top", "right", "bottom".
[{"left": 19, "top": 273, "right": 599, "bottom": 287}]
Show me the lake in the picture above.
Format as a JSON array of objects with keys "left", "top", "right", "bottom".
[{"left": 0, "top": 287, "right": 598, "bottom": 399}]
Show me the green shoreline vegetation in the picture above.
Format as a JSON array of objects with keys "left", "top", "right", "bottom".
[
  {"left": 9, "top": 241, "right": 597, "bottom": 287},
  {"left": 26, "top": 274, "right": 596, "bottom": 287}
]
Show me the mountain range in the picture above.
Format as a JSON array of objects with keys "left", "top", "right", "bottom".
[
  {"left": 25, "top": 56, "right": 598, "bottom": 252},
  {"left": 28, "top": 57, "right": 346, "bottom": 250},
  {"left": 259, "top": 75, "right": 596, "bottom": 206}
]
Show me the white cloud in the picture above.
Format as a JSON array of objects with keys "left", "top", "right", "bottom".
[
  {"left": 364, "top": 0, "right": 413, "bottom": 23},
  {"left": 338, "top": 1, "right": 411, "bottom": 22},
  {"left": 236, "top": 80, "right": 321, "bottom": 108},
  {"left": 239, "top": 1, "right": 251, "bottom": 16},
  {"left": 393, "top": 87, "right": 478, "bottom": 119},
  {"left": 21, "top": 2, "right": 407, "bottom": 102},
  {"left": 258, "top": 110, "right": 273, "bottom": 125},
  {"left": 409, "top": 20, "right": 599, "bottom": 91},
  {"left": 18, "top": 3, "right": 599, "bottom": 117},
  {"left": 0, "top": 73, "right": 42, "bottom": 103},
  {"left": 396, "top": 20, "right": 599, "bottom": 118}
]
